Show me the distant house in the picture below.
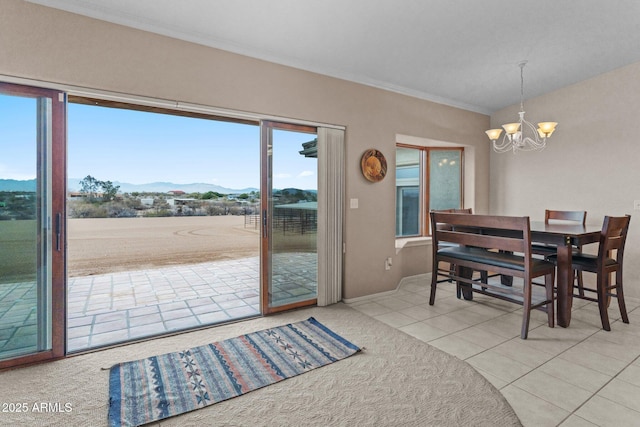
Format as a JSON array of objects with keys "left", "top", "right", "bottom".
[{"left": 168, "top": 190, "right": 185, "bottom": 196}]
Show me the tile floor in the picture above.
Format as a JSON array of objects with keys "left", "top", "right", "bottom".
[
  {"left": 4, "top": 264, "right": 640, "bottom": 426},
  {"left": 348, "top": 273, "right": 640, "bottom": 427}
]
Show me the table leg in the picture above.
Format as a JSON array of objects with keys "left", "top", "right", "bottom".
[
  {"left": 458, "top": 266, "right": 474, "bottom": 300},
  {"left": 500, "top": 251, "right": 513, "bottom": 286},
  {"left": 556, "top": 236, "right": 573, "bottom": 327}
]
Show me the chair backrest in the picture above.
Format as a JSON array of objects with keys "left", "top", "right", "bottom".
[
  {"left": 545, "top": 209, "right": 587, "bottom": 225},
  {"left": 433, "top": 208, "right": 472, "bottom": 231},
  {"left": 433, "top": 208, "right": 472, "bottom": 214},
  {"left": 599, "top": 215, "right": 631, "bottom": 263}
]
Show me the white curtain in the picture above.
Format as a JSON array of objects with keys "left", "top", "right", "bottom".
[{"left": 316, "top": 127, "right": 345, "bottom": 306}]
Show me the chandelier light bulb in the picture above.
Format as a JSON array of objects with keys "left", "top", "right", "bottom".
[
  {"left": 537, "top": 122, "right": 558, "bottom": 138},
  {"left": 502, "top": 122, "right": 521, "bottom": 135},
  {"left": 485, "top": 129, "right": 503, "bottom": 141}
]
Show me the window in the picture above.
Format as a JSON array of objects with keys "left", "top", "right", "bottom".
[{"left": 395, "top": 145, "right": 463, "bottom": 237}]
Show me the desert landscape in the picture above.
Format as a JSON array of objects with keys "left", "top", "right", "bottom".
[
  {"left": 1, "top": 215, "right": 317, "bottom": 280},
  {"left": 67, "top": 216, "right": 261, "bottom": 277},
  {"left": 67, "top": 215, "right": 316, "bottom": 277}
]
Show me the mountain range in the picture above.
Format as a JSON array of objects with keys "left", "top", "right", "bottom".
[
  {"left": 0, "top": 179, "right": 36, "bottom": 192},
  {"left": 0, "top": 179, "right": 258, "bottom": 194}
]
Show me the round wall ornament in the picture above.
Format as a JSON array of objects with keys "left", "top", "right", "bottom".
[{"left": 361, "top": 149, "right": 387, "bottom": 182}]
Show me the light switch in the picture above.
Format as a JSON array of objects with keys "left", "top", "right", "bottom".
[{"left": 350, "top": 198, "right": 359, "bottom": 209}]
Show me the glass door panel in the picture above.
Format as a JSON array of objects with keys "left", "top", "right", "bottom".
[
  {"left": 0, "top": 83, "right": 65, "bottom": 367},
  {"left": 261, "top": 122, "right": 318, "bottom": 314}
]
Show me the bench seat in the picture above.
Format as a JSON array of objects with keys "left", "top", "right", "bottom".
[
  {"left": 437, "top": 246, "right": 555, "bottom": 274},
  {"left": 430, "top": 212, "right": 556, "bottom": 339}
]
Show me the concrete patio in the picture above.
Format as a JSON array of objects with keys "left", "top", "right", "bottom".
[{"left": 0, "top": 253, "right": 317, "bottom": 356}]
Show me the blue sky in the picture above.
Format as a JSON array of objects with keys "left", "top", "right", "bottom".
[
  {"left": 1, "top": 94, "right": 318, "bottom": 190},
  {"left": 0, "top": 94, "right": 37, "bottom": 181}
]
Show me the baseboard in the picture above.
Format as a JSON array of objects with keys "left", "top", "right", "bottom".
[{"left": 342, "top": 273, "right": 431, "bottom": 304}]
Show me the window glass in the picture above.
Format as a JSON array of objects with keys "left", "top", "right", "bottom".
[
  {"left": 395, "top": 147, "right": 420, "bottom": 236},
  {"left": 429, "top": 150, "right": 461, "bottom": 211},
  {"left": 395, "top": 146, "right": 463, "bottom": 237}
]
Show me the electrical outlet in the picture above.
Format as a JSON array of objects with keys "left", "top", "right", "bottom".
[
  {"left": 634, "top": 200, "right": 640, "bottom": 211},
  {"left": 384, "top": 257, "right": 391, "bottom": 270}
]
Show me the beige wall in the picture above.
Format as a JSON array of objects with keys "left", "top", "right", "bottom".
[
  {"left": 490, "top": 61, "right": 640, "bottom": 298},
  {"left": 1, "top": 0, "right": 491, "bottom": 299}
]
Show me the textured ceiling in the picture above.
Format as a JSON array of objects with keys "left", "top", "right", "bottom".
[{"left": 27, "top": 0, "right": 640, "bottom": 114}]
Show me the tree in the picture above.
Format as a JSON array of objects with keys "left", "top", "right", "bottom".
[
  {"left": 99, "top": 180, "right": 120, "bottom": 202},
  {"left": 202, "top": 191, "right": 223, "bottom": 200},
  {"left": 79, "top": 175, "right": 100, "bottom": 201},
  {"left": 78, "top": 175, "right": 120, "bottom": 202}
]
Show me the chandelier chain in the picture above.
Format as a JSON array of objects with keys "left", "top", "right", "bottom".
[{"left": 519, "top": 62, "right": 526, "bottom": 112}]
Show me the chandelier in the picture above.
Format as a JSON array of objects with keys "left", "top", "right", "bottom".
[{"left": 485, "top": 61, "right": 557, "bottom": 153}]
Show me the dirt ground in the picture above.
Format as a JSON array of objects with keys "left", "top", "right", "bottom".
[
  {"left": 67, "top": 216, "right": 316, "bottom": 277},
  {"left": 67, "top": 216, "right": 261, "bottom": 277}
]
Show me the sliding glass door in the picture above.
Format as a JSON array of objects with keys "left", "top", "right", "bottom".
[
  {"left": 0, "top": 83, "right": 66, "bottom": 369},
  {"left": 0, "top": 82, "right": 336, "bottom": 365},
  {"left": 261, "top": 122, "right": 318, "bottom": 314}
]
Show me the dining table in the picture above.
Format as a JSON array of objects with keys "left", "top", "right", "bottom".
[{"left": 528, "top": 221, "right": 602, "bottom": 327}]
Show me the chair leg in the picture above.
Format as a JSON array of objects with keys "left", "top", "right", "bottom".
[
  {"left": 521, "top": 280, "right": 532, "bottom": 339},
  {"left": 615, "top": 269, "right": 630, "bottom": 324},
  {"left": 429, "top": 265, "right": 438, "bottom": 305},
  {"left": 576, "top": 271, "right": 585, "bottom": 297},
  {"left": 545, "top": 272, "right": 555, "bottom": 328},
  {"left": 597, "top": 273, "right": 611, "bottom": 331}
]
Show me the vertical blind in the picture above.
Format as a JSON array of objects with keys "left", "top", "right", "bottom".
[{"left": 316, "top": 127, "right": 345, "bottom": 306}]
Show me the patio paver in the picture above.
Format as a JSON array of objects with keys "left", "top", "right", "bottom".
[{"left": 0, "top": 253, "right": 317, "bottom": 355}]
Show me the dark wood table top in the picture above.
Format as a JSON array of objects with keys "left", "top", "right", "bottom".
[{"left": 529, "top": 221, "right": 601, "bottom": 246}]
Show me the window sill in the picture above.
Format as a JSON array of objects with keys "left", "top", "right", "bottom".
[{"left": 395, "top": 236, "right": 432, "bottom": 254}]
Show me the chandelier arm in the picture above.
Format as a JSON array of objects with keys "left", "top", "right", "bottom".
[
  {"left": 492, "top": 135, "right": 516, "bottom": 153},
  {"left": 521, "top": 119, "right": 546, "bottom": 149}
]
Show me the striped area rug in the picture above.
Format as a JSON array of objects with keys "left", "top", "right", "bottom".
[{"left": 108, "top": 317, "right": 361, "bottom": 427}]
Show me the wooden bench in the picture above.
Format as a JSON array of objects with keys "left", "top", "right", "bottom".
[{"left": 429, "top": 212, "right": 556, "bottom": 339}]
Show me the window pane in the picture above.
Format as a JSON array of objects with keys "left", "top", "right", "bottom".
[
  {"left": 395, "top": 147, "right": 420, "bottom": 236},
  {"left": 429, "top": 150, "right": 461, "bottom": 211},
  {"left": 0, "top": 92, "right": 53, "bottom": 360}
]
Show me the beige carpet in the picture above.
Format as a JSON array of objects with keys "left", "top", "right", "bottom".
[{"left": 0, "top": 303, "right": 521, "bottom": 426}]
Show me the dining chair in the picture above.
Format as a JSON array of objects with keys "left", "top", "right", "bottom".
[
  {"left": 532, "top": 209, "right": 587, "bottom": 295},
  {"left": 548, "top": 215, "right": 631, "bottom": 331}
]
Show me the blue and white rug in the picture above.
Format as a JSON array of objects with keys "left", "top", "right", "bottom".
[{"left": 108, "top": 317, "right": 361, "bottom": 427}]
